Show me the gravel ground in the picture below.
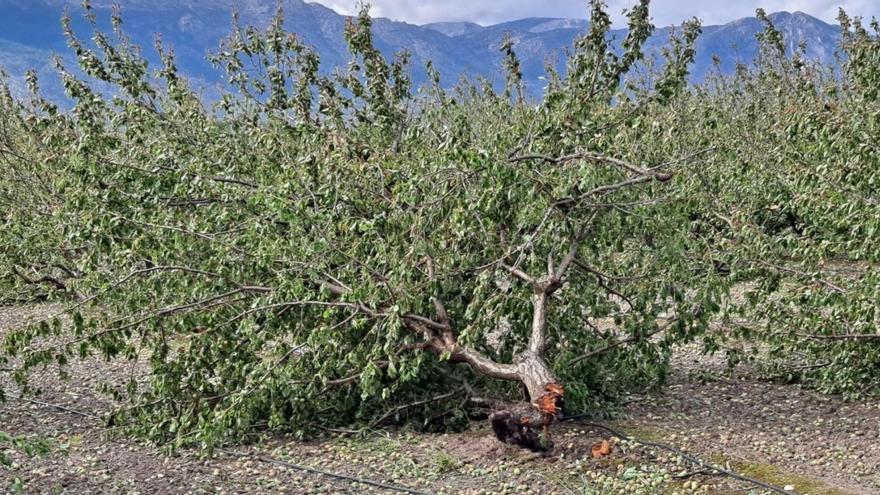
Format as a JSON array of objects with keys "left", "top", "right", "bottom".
[
  {"left": 1, "top": 304, "right": 878, "bottom": 495},
  {"left": 623, "top": 346, "right": 880, "bottom": 495}
]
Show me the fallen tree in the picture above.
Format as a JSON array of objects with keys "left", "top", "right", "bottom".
[{"left": 2, "top": 1, "right": 878, "bottom": 451}]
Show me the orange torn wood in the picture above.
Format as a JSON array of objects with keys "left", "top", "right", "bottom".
[{"left": 591, "top": 439, "right": 612, "bottom": 458}]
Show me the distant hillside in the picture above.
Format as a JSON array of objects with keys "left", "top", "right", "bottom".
[{"left": 0, "top": 0, "right": 845, "bottom": 102}]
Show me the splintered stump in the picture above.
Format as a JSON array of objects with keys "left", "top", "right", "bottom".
[
  {"left": 485, "top": 352, "right": 564, "bottom": 451},
  {"left": 490, "top": 382, "right": 564, "bottom": 452}
]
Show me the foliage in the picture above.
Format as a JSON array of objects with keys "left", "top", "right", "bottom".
[
  {"left": 693, "top": 12, "right": 880, "bottom": 397},
  {"left": 1, "top": 431, "right": 53, "bottom": 493},
  {"left": 0, "top": 1, "right": 878, "bottom": 451}
]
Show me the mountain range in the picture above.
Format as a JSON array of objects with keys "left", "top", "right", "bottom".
[{"left": 0, "top": 0, "right": 848, "bottom": 102}]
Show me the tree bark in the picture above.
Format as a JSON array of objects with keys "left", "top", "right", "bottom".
[
  {"left": 411, "top": 253, "right": 577, "bottom": 450},
  {"left": 486, "top": 351, "right": 563, "bottom": 451},
  {"left": 514, "top": 351, "right": 557, "bottom": 401}
]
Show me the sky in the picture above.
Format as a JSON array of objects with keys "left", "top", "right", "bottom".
[{"left": 317, "top": 0, "right": 878, "bottom": 27}]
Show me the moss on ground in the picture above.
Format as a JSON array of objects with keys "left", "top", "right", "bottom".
[{"left": 706, "top": 453, "right": 853, "bottom": 495}]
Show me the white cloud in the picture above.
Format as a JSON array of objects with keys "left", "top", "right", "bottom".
[{"left": 313, "top": 0, "right": 877, "bottom": 27}]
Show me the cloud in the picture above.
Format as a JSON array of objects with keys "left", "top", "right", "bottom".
[
  {"left": 318, "top": 1, "right": 586, "bottom": 25},
  {"left": 314, "top": 0, "right": 877, "bottom": 27}
]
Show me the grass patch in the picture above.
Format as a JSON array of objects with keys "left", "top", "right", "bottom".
[
  {"left": 710, "top": 453, "right": 851, "bottom": 495},
  {"left": 615, "top": 423, "right": 670, "bottom": 443},
  {"left": 430, "top": 449, "right": 461, "bottom": 474}
]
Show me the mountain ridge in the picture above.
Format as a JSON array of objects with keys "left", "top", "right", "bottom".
[{"left": 0, "top": 1, "right": 847, "bottom": 101}]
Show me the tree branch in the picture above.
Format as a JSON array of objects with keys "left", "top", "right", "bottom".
[
  {"left": 370, "top": 388, "right": 464, "bottom": 428},
  {"left": 756, "top": 261, "right": 848, "bottom": 294},
  {"left": 74, "top": 265, "right": 245, "bottom": 308},
  {"left": 402, "top": 313, "right": 450, "bottom": 332},
  {"left": 510, "top": 151, "right": 675, "bottom": 181},
  {"left": 207, "top": 175, "right": 258, "bottom": 189},
  {"left": 800, "top": 333, "right": 880, "bottom": 341},
  {"left": 501, "top": 263, "right": 538, "bottom": 288},
  {"left": 449, "top": 347, "right": 521, "bottom": 382},
  {"left": 11, "top": 266, "right": 68, "bottom": 291},
  {"left": 69, "top": 287, "right": 272, "bottom": 345},
  {"left": 570, "top": 318, "right": 679, "bottom": 365},
  {"left": 553, "top": 223, "right": 591, "bottom": 285},
  {"left": 528, "top": 292, "right": 548, "bottom": 356},
  {"left": 573, "top": 260, "right": 634, "bottom": 310},
  {"left": 432, "top": 296, "right": 455, "bottom": 346},
  {"left": 553, "top": 174, "right": 659, "bottom": 209},
  {"left": 324, "top": 361, "right": 390, "bottom": 387}
]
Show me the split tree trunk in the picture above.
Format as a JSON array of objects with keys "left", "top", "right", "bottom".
[
  {"left": 414, "top": 249, "right": 584, "bottom": 450},
  {"left": 446, "top": 341, "right": 564, "bottom": 451},
  {"left": 485, "top": 351, "right": 564, "bottom": 451},
  {"left": 426, "top": 285, "right": 570, "bottom": 450}
]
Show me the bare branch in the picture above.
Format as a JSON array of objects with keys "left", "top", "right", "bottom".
[
  {"left": 800, "top": 333, "right": 880, "bottom": 341},
  {"left": 553, "top": 174, "right": 658, "bottom": 209},
  {"left": 11, "top": 266, "right": 68, "bottom": 291},
  {"left": 431, "top": 296, "right": 455, "bottom": 346},
  {"left": 425, "top": 255, "right": 435, "bottom": 279},
  {"left": 756, "top": 261, "right": 848, "bottom": 294},
  {"left": 554, "top": 223, "right": 591, "bottom": 283},
  {"left": 402, "top": 313, "right": 450, "bottom": 332},
  {"left": 510, "top": 151, "right": 658, "bottom": 178},
  {"left": 541, "top": 151, "right": 707, "bottom": 211},
  {"left": 573, "top": 260, "right": 644, "bottom": 282},
  {"left": 212, "top": 300, "right": 362, "bottom": 333},
  {"left": 321, "top": 280, "right": 350, "bottom": 296},
  {"left": 574, "top": 260, "right": 634, "bottom": 310},
  {"left": 370, "top": 388, "right": 464, "bottom": 428},
  {"left": 324, "top": 361, "right": 390, "bottom": 387},
  {"left": 74, "top": 265, "right": 244, "bottom": 308},
  {"left": 432, "top": 297, "right": 450, "bottom": 327},
  {"left": 449, "top": 347, "right": 521, "bottom": 381},
  {"left": 51, "top": 263, "right": 81, "bottom": 279},
  {"left": 501, "top": 263, "right": 538, "bottom": 287},
  {"left": 205, "top": 175, "right": 258, "bottom": 189},
  {"left": 69, "top": 287, "right": 267, "bottom": 345},
  {"left": 570, "top": 318, "right": 679, "bottom": 365}
]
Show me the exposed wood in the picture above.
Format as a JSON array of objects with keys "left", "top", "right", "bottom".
[
  {"left": 489, "top": 407, "right": 548, "bottom": 451},
  {"left": 488, "top": 374, "right": 564, "bottom": 451}
]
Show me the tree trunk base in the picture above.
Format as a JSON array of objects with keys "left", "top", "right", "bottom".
[
  {"left": 488, "top": 382, "right": 564, "bottom": 452},
  {"left": 453, "top": 349, "right": 563, "bottom": 451},
  {"left": 489, "top": 406, "right": 554, "bottom": 451}
]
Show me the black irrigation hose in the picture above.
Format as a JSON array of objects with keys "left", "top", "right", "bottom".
[
  {"left": 8, "top": 393, "right": 434, "bottom": 495},
  {"left": 218, "top": 449, "right": 433, "bottom": 495},
  {"left": 9, "top": 394, "right": 101, "bottom": 420},
  {"left": 563, "top": 415, "right": 791, "bottom": 495}
]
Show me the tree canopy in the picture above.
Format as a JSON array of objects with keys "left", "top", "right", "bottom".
[{"left": 1, "top": 1, "right": 878, "bottom": 450}]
